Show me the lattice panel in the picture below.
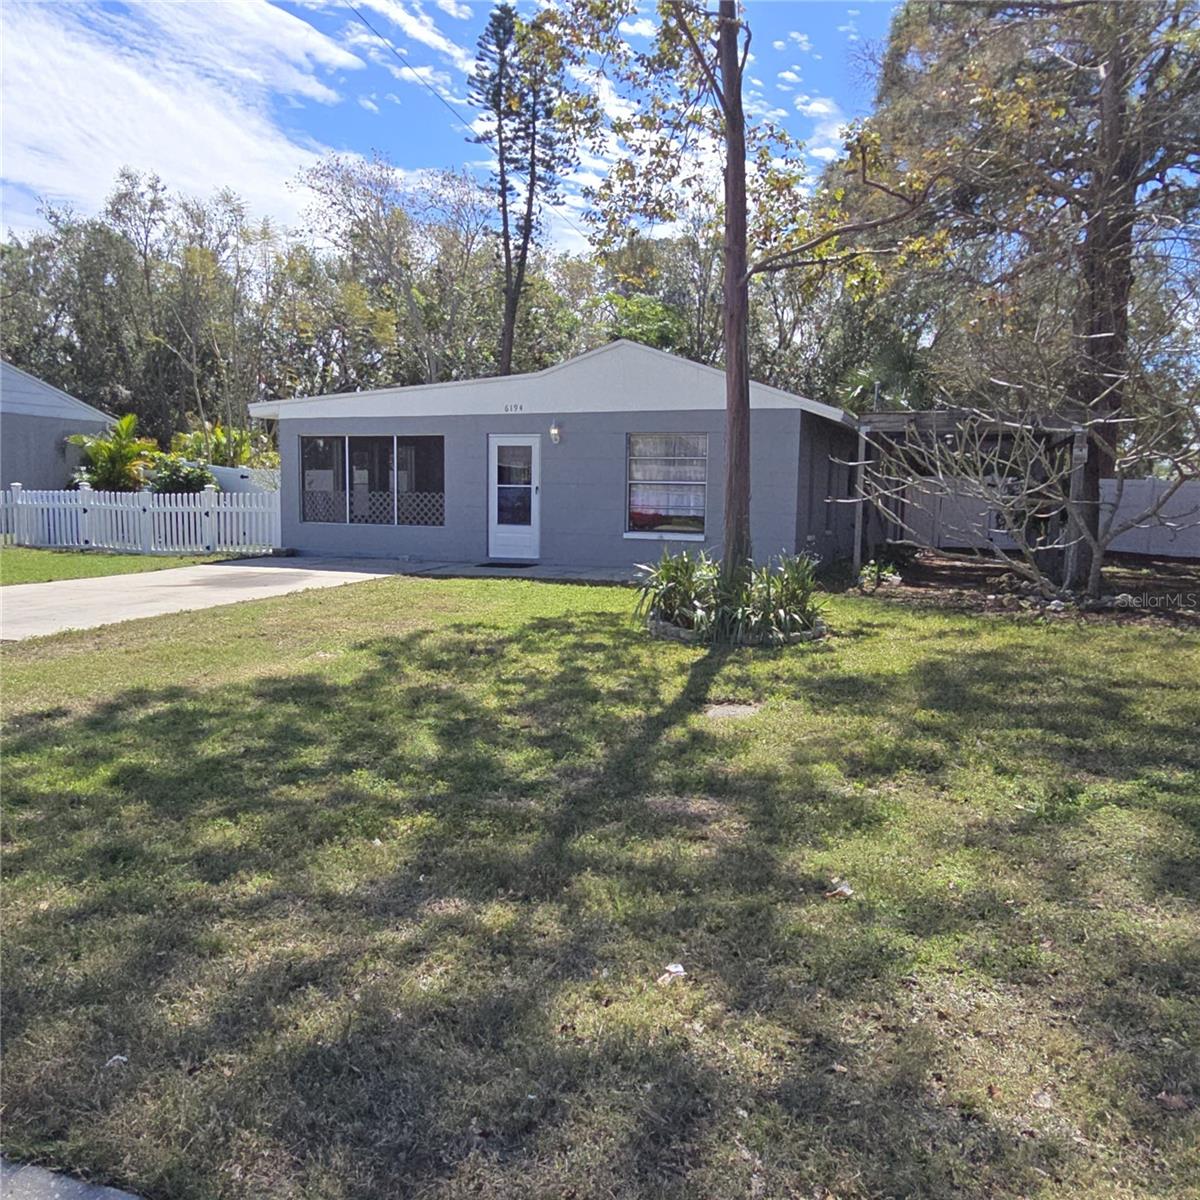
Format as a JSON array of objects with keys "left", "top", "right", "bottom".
[
  {"left": 398, "top": 491, "right": 445, "bottom": 526},
  {"left": 303, "top": 491, "right": 341, "bottom": 523},
  {"left": 350, "top": 490, "right": 395, "bottom": 525}
]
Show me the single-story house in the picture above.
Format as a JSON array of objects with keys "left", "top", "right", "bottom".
[
  {"left": 248, "top": 340, "right": 859, "bottom": 568},
  {"left": 1, "top": 361, "right": 111, "bottom": 490}
]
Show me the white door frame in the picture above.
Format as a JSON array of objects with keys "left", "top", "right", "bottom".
[{"left": 487, "top": 434, "right": 541, "bottom": 559}]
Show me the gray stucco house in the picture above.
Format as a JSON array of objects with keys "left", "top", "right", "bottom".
[
  {"left": 248, "top": 340, "right": 858, "bottom": 568},
  {"left": 1, "top": 361, "right": 111, "bottom": 490}
]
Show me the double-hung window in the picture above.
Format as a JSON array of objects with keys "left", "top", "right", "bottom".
[{"left": 627, "top": 433, "right": 707, "bottom": 535}]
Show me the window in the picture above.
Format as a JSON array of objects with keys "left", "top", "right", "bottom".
[
  {"left": 396, "top": 436, "right": 445, "bottom": 526},
  {"left": 349, "top": 437, "right": 394, "bottom": 524},
  {"left": 627, "top": 433, "right": 707, "bottom": 534},
  {"left": 300, "top": 435, "right": 444, "bottom": 526},
  {"left": 495, "top": 443, "right": 532, "bottom": 525},
  {"left": 300, "top": 436, "right": 346, "bottom": 523}
]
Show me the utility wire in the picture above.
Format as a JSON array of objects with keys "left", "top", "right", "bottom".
[{"left": 343, "top": 2, "right": 594, "bottom": 246}]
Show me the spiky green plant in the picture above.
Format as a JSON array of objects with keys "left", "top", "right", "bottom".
[
  {"left": 68, "top": 414, "right": 157, "bottom": 492},
  {"left": 634, "top": 548, "right": 720, "bottom": 633},
  {"left": 638, "top": 549, "right": 825, "bottom": 645}
]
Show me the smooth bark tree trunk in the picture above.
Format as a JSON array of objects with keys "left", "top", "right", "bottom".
[
  {"left": 1068, "top": 18, "right": 1136, "bottom": 596},
  {"left": 717, "top": 0, "right": 751, "bottom": 583}
]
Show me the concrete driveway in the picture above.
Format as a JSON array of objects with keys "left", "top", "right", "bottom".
[{"left": 0, "top": 557, "right": 397, "bottom": 640}]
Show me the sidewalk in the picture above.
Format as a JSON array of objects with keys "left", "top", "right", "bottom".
[{"left": 0, "top": 1159, "right": 139, "bottom": 1200}]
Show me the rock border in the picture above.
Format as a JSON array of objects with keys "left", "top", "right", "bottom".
[{"left": 646, "top": 615, "right": 826, "bottom": 646}]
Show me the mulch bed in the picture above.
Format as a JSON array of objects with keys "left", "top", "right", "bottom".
[{"left": 857, "top": 552, "right": 1200, "bottom": 629}]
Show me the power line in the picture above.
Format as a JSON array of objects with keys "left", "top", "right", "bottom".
[{"left": 342, "top": 2, "right": 594, "bottom": 246}]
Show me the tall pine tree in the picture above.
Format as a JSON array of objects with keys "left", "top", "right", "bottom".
[{"left": 470, "top": 3, "right": 572, "bottom": 375}]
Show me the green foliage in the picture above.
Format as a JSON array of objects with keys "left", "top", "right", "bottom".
[
  {"left": 169, "top": 422, "right": 276, "bottom": 468},
  {"left": 149, "top": 454, "right": 217, "bottom": 494},
  {"left": 637, "top": 549, "right": 825, "bottom": 645},
  {"left": 603, "top": 291, "right": 686, "bottom": 351},
  {"left": 634, "top": 548, "right": 720, "bottom": 633},
  {"left": 858, "top": 558, "right": 904, "bottom": 593},
  {"left": 68, "top": 414, "right": 157, "bottom": 492}
]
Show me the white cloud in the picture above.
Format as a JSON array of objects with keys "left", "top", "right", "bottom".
[
  {"left": 359, "top": 95, "right": 380, "bottom": 113},
  {"left": 434, "top": 0, "right": 472, "bottom": 18},
  {"left": 771, "top": 39, "right": 786, "bottom": 51},
  {"left": 795, "top": 96, "right": 838, "bottom": 118},
  {"left": 0, "top": 0, "right": 364, "bottom": 233},
  {"left": 793, "top": 95, "right": 848, "bottom": 162},
  {"left": 349, "top": 0, "right": 474, "bottom": 73},
  {"left": 338, "top": 20, "right": 467, "bottom": 103},
  {"left": 778, "top": 70, "right": 801, "bottom": 85},
  {"left": 847, "top": 9, "right": 860, "bottom": 16},
  {"left": 787, "top": 31, "right": 813, "bottom": 52},
  {"left": 619, "top": 17, "right": 657, "bottom": 38},
  {"left": 837, "top": 20, "right": 859, "bottom": 43}
]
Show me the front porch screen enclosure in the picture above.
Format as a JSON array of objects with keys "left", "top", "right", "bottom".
[{"left": 300, "top": 436, "right": 445, "bottom": 526}]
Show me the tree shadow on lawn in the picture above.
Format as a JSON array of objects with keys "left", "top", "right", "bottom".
[{"left": 2, "top": 610, "right": 1195, "bottom": 1198}]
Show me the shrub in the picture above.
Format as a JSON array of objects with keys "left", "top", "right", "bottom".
[
  {"left": 171, "top": 422, "right": 278, "bottom": 468},
  {"left": 635, "top": 548, "right": 719, "bottom": 634},
  {"left": 858, "top": 558, "right": 903, "bottom": 593},
  {"left": 68, "top": 413, "right": 157, "bottom": 492},
  {"left": 149, "top": 454, "right": 217, "bottom": 494},
  {"left": 637, "top": 549, "right": 825, "bottom": 645}
]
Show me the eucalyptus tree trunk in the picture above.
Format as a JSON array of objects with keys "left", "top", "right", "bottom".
[{"left": 717, "top": 0, "right": 751, "bottom": 583}]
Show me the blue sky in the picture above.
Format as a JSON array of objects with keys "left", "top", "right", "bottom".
[{"left": 0, "top": 1, "right": 898, "bottom": 249}]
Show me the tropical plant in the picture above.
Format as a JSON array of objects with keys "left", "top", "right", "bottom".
[
  {"left": 637, "top": 549, "right": 825, "bottom": 645},
  {"left": 68, "top": 413, "right": 157, "bottom": 492},
  {"left": 170, "top": 421, "right": 277, "bottom": 468},
  {"left": 149, "top": 454, "right": 217, "bottom": 494},
  {"left": 635, "top": 548, "right": 720, "bottom": 632}
]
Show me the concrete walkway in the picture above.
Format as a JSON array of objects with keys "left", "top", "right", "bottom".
[
  {"left": 1, "top": 556, "right": 638, "bottom": 640},
  {"left": 0, "top": 1159, "right": 139, "bottom": 1200}
]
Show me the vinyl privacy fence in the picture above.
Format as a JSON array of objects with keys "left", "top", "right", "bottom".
[
  {"left": 903, "top": 477, "right": 1200, "bottom": 559},
  {"left": 1, "top": 484, "right": 280, "bottom": 555}
]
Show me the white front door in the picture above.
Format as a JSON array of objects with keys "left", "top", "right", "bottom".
[{"left": 488, "top": 434, "right": 540, "bottom": 559}]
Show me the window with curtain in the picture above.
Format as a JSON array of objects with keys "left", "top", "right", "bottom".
[
  {"left": 627, "top": 433, "right": 707, "bottom": 534},
  {"left": 300, "top": 436, "right": 346, "bottom": 523}
]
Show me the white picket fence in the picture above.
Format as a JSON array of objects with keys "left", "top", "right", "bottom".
[{"left": 0, "top": 483, "right": 280, "bottom": 555}]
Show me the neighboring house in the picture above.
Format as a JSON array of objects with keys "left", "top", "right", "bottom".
[
  {"left": 0, "top": 361, "right": 111, "bottom": 490},
  {"left": 249, "top": 340, "right": 859, "bottom": 568}
]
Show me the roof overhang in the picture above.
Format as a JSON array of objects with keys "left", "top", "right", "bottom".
[{"left": 248, "top": 341, "right": 855, "bottom": 429}]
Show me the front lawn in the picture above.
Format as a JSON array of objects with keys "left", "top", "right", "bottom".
[
  {"left": 2, "top": 579, "right": 1196, "bottom": 1199},
  {"left": 0, "top": 546, "right": 232, "bottom": 585}
]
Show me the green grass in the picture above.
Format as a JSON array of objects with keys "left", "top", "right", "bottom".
[
  {"left": 2, "top": 579, "right": 1197, "bottom": 1199},
  {"left": 0, "top": 546, "right": 232, "bottom": 585}
]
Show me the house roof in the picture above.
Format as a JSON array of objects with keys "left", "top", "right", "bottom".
[
  {"left": 248, "top": 340, "right": 854, "bottom": 428},
  {"left": 0, "top": 361, "right": 112, "bottom": 424}
]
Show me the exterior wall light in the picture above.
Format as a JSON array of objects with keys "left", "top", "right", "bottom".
[{"left": 549, "top": 421, "right": 562, "bottom": 444}]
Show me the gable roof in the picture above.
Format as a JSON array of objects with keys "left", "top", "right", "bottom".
[
  {"left": 0, "top": 361, "right": 112, "bottom": 423},
  {"left": 248, "top": 340, "right": 854, "bottom": 427}
]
